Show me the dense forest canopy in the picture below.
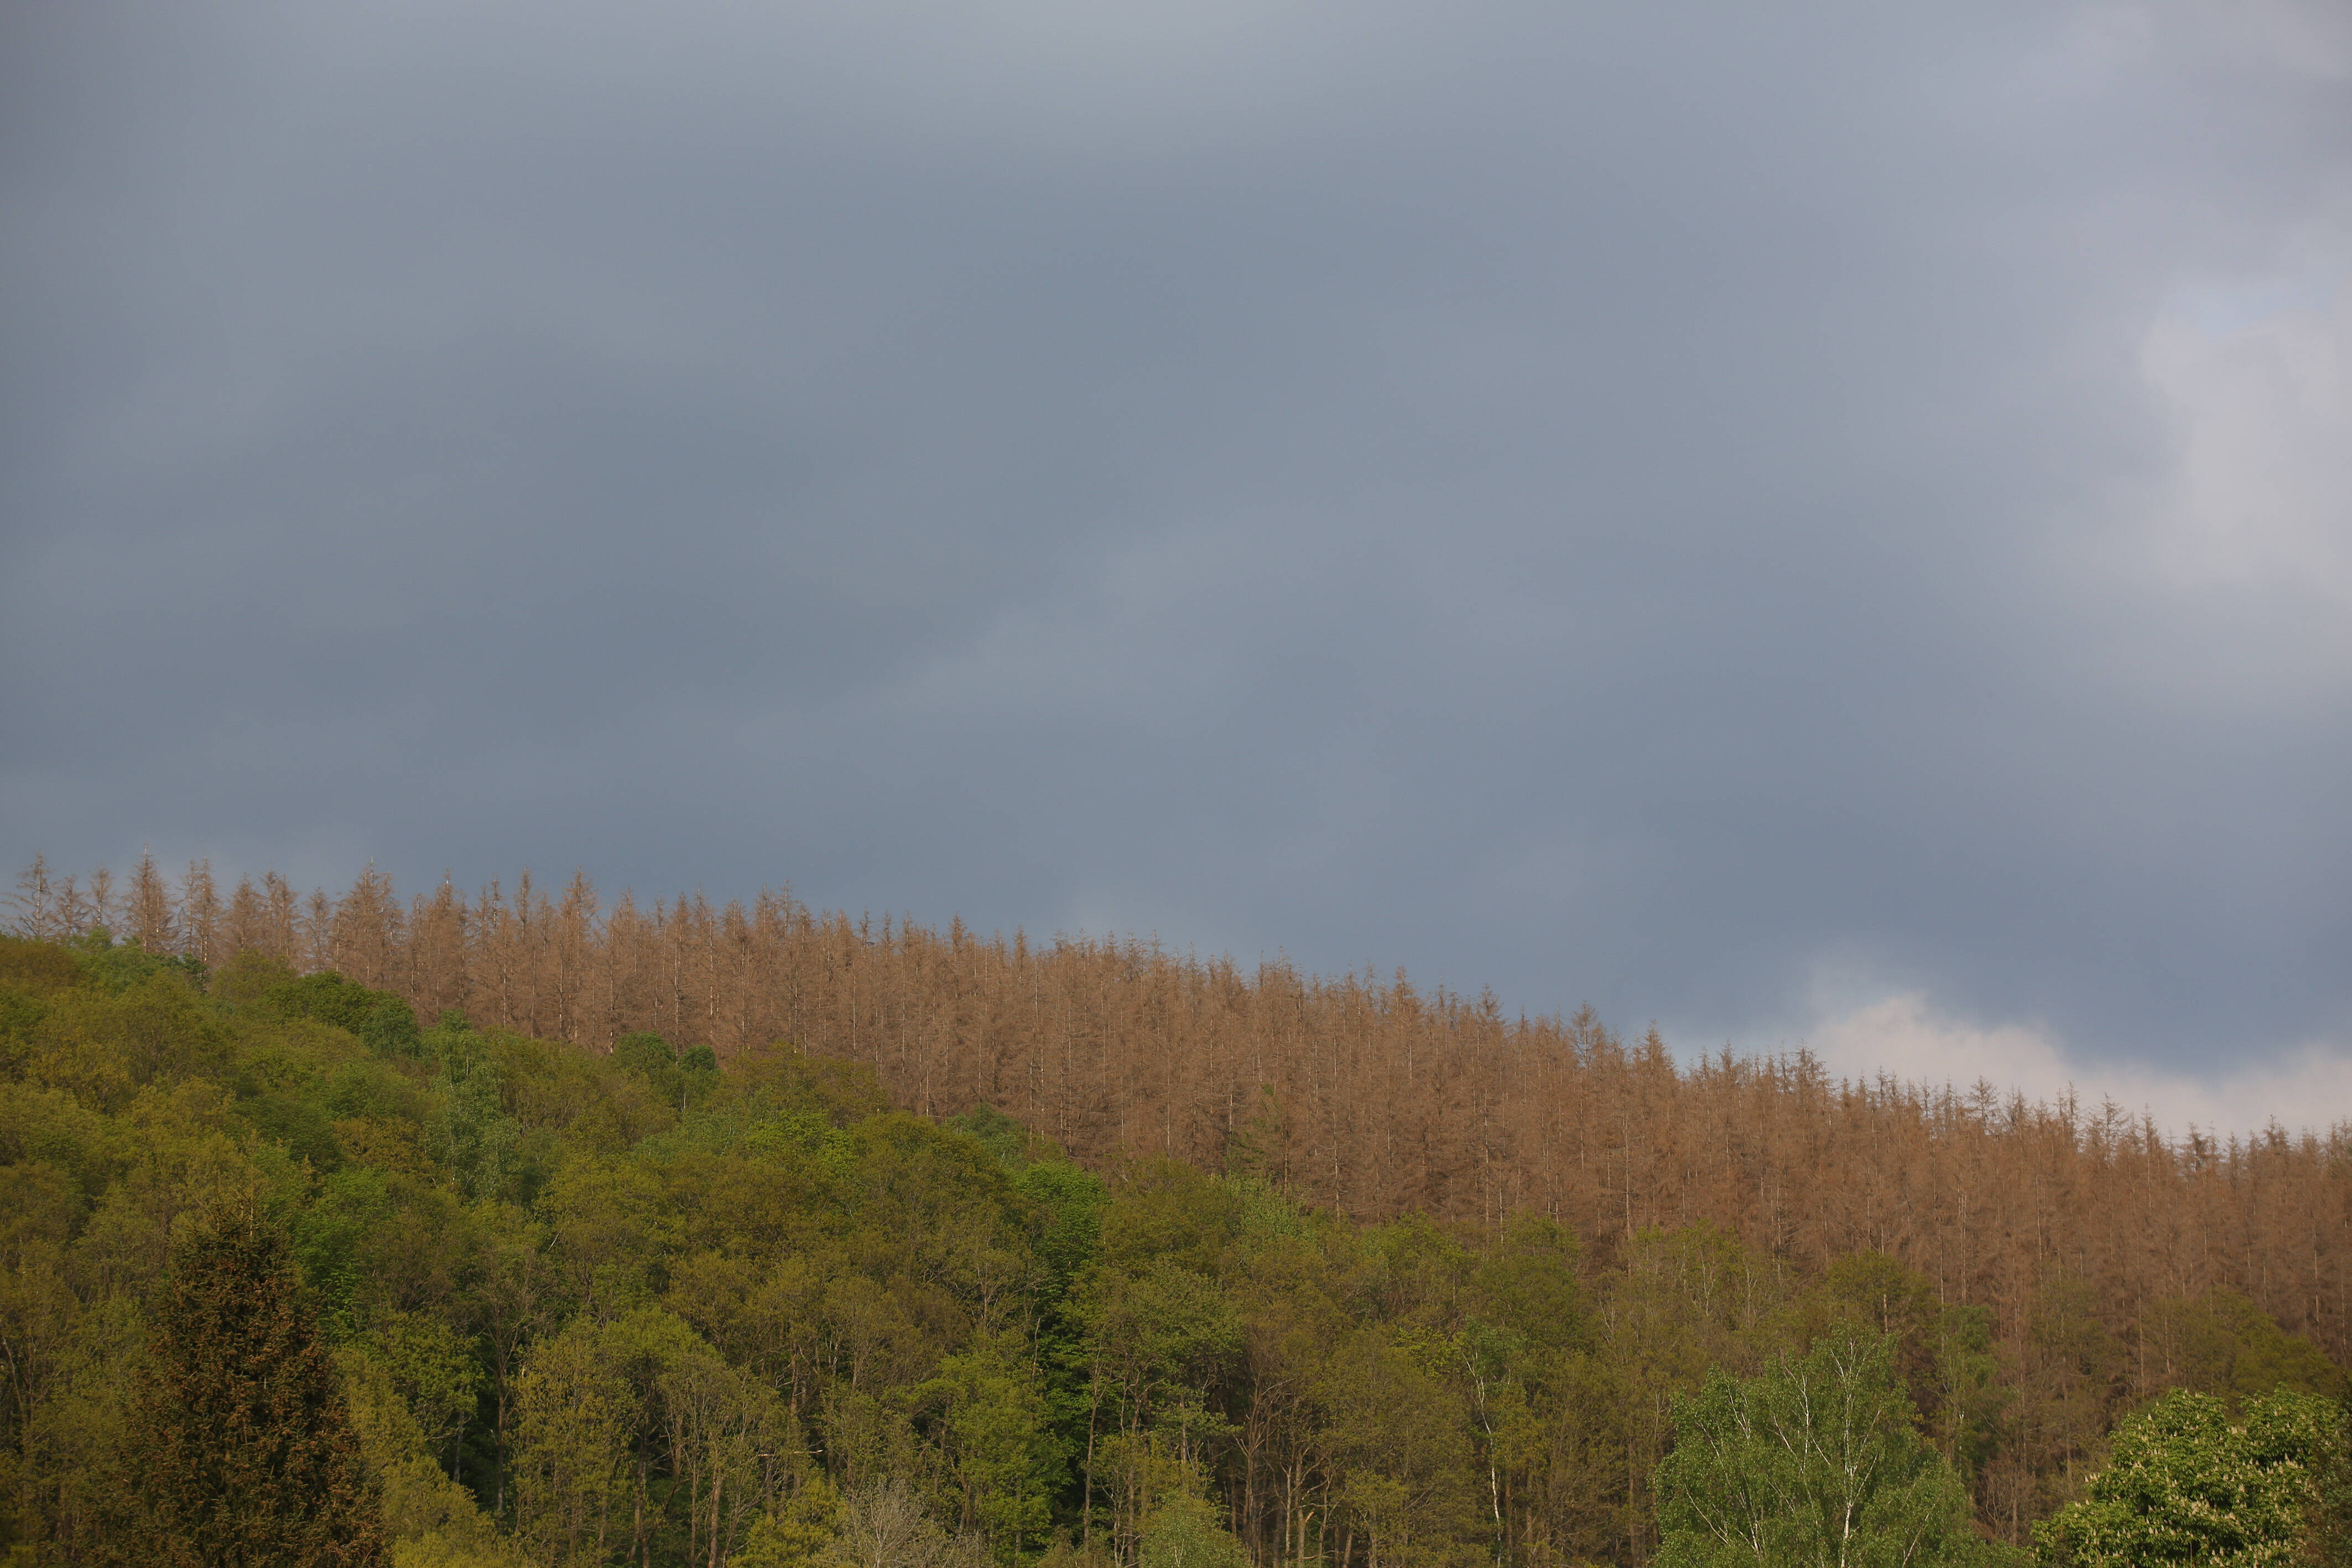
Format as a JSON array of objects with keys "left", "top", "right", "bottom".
[{"left": 2, "top": 853, "right": 2348, "bottom": 1566}]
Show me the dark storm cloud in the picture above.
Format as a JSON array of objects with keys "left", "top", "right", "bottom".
[{"left": 5, "top": 2, "right": 2349, "bottom": 1089}]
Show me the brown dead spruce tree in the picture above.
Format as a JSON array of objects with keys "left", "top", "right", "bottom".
[{"left": 122, "top": 1200, "right": 385, "bottom": 1568}]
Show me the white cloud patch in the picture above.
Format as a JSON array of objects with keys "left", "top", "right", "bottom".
[
  {"left": 1803, "top": 990, "right": 2352, "bottom": 1140},
  {"left": 2137, "top": 251, "right": 2352, "bottom": 673}
]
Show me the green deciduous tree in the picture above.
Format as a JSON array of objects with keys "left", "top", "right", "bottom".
[
  {"left": 339, "top": 1342, "right": 523, "bottom": 1568},
  {"left": 1137, "top": 1492, "right": 1248, "bottom": 1568},
  {"left": 511, "top": 1317, "right": 637, "bottom": 1567},
  {"left": 1653, "top": 1326, "right": 2002, "bottom": 1568},
  {"left": 910, "top": 1330, "right": 1062, "bottom": 1559},
  {"left": 1314, "top": 1328, "right": 1485, "bottom": 1568},
  {"left": 731, "top": 1476, "right": 840, "bottom": 1567},
  {"left": 2136, "top": 1291, "right": 2345, "bottom": 1406},
  {"left": 2034, "top": 1387, "right": 2334, "bottom": 1568}
]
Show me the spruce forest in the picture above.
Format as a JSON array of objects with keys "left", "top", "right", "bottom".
[{"left": 4, "top": 853, "right": 2349, "bottom": 1567}]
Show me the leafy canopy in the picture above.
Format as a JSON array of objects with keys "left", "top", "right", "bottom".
[
  {"left": 1652, "top": 1326, "right": 2011, "bottom": 1568},
  {"left": 2034, "top": 1387, "right": 2335, "bottom": 1568}
]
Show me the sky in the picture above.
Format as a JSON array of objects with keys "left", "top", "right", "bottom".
[{"left": 3, "top": 1, "right": 2348, "bottom": 1133}]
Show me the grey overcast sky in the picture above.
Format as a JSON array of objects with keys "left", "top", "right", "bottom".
[{"left": 4, "top": 1, "right": 2348, "bottom": 1128}]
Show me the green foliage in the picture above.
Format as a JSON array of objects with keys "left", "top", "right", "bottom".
[
  {"left": 427, "top": 1019, "right": 526, "bottom": 1202},
  {"left": 2034, "top": 1388, "right": 2334, "bottom": 1567},
  {"left": 1315, "top": 1328, "right": 1484, "bottom": 1566},
  {"left": 512, "top": 1316, "right": 637, "bottom": 1566},
  {"left": 124, "top": 1200, "right": 386, "bottom": 1567},
  {"left": 948, "top": 1103, "right": 1034, "bottom": 1166},
  {"left": 340, "top": 1338, "right": 523, "bottom": 1568},
  {"left": 1, "top": 930, "right": 2346, "bottom": 1568},
  {"left": 0, "top": 934, "right": 87, "bottom": 996},
  {"left": 2303, "top": 1392, "right": 2352, "bottom": 1567},
  {"left": 2138, "top": 1291, "right": 2345, "bottom": 1405},
  {"left": 363, "top": 999, "right": 425, "bottom": 1061},
  {"left": 72, "top": 928, "right": 208, "bottom": 995},
  {"left": 732, "top": 1478, "right": 840, "bottom": 1566},
  {"left": 254, "top": 968, "right": 424, "bottom": 1059},
  {"left": 1021, "top": 1161, "right": 1107, "bottom": 1286},
  {"left": 911, "top": 1331, "right": 1064, "bottom": 1556},
  {"left": 612, "top": 1030, "right": 676, "bottom": 1078},
  {"left": 355, "top": 1310, "right": 486, "bottom": 1466},
  {"left": 1472, "top": 1212, "right": 1589, "bottom": 1355},
  {"left": 1931, "top": 1302, "right": 2007, "bottom": 1479},
  {"left": 32, "top": 971, "right": 230, "bottom": 1110},
  {"left": 1137, "top": 1492, "right": 1248, "bottom": 1568},
  {"left": 0, "top": 987, "right": 49, "bottom": 1082},
  {"left": 1653, "top": 1326, "right": 2004, "bottom": 1568}
]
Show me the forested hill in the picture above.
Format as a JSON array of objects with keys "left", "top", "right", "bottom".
[
  {"left": 2, "top": 859, "right": 2349, "bottom": 1566},
  {"left": 14, "top": 857, "right": 2347, "bottom": 1350}
]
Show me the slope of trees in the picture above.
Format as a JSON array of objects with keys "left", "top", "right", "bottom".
[{"left": 3, "top": 856, "right": 2350, "bottom": 1563}]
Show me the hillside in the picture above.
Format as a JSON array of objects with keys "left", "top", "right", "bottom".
[{"left": 3, "top": 856, "right": 2349, "bottom": 1564}]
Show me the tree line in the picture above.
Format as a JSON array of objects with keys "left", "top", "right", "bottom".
[{"left": 6, "top": 855, "right": 2351, "bottom": 1560}]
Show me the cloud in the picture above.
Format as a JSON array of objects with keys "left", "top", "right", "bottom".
[
  {"left": 2139, "top": 254, "right": 2352, "bottom": 678},
  {"left": 1804, "top": 989, "right": 2352, "bottom": 1140}
]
